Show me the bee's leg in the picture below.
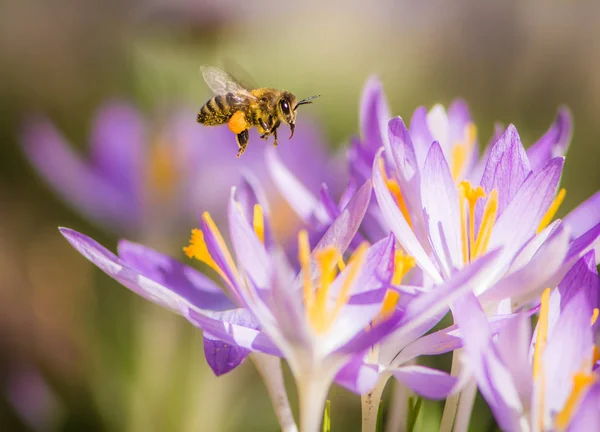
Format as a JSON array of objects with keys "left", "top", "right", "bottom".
[
  {"left": 236, "top": 129, "right": 249, "bottom": 158},
  {"left": 259, "top": 119, "right": 272, "bottom": 140},
  {"left": 272, "top": 127, "right": 278, "bottom": 147}
]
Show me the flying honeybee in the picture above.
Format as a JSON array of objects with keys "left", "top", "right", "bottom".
[{"left": 197, "top": 65, "right": 319, "bottom": 157}]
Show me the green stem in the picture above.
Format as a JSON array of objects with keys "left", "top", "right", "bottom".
[
  {"left": 453, "top": 378, "right": 477, "bottom": 432},
  {"left": 361, "top": 374, "right": 390, "bottom": 432},
  {"left": 439, "top": 349, "right": 462, "bottom": 432},
  {"left": 251, "top": 353, "right": 298, "bottom": 432}
]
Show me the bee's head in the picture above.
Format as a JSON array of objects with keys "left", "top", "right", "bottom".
[{"left": 277, "top": 92, "right": 320, "bottom": 139}]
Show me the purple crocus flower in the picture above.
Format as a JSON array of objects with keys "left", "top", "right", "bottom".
[
  {"left": 22, "top": 100, "right": 340, "bottom": 244},
  {"left": 453, "top": 251, "right": 600, "bottom": 431}
]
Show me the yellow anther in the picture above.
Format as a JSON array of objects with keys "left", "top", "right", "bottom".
[
  {"left": 201, "top": 212, "right": 239, "bottom": 279},
  {"left": 184, "top": 228, "right": 229, "bottom": 283},
  {"left": 379, "top": 158, "right": 412, "bottom": 228},
  {"left": 472, "top": 189, "right": 498, "bottom": 259},
  {"left": 533, "top": 288, "right": 551, "bottom": 380},
  {"left": 310, "top": 243, "right": 369, "bottom": 334},
  {"left": 337, "top": 257, "right": 346, "bottom": 272},
  {"left": 253, "top": 204, "right": 265, "bottom": 244},
  {"left": 592, "top": 308, "right": 599, "bottom": 327},
  {"left": 298, "top": 230, "right": 313, "bottom": 308},
  {"left": 554, "top": 372, "right": 597, "bottom": 429},
  {"left": 537, "top": 188, "right": 566, "bottom": 234},
  {"left": 392, "top": 251, "right": 416, "bottom": 285},
  {"left": 593, "top": 346, "right": 600, "bottom": 365},
  {"left": 451, "top": 124, "right": 477, "bottom": 181},
  {"left": 458, "top": 181, "right": 494, "bottom": 263},
  {"left": 377, "top": 289, "right": 401, "bottom": 323}
]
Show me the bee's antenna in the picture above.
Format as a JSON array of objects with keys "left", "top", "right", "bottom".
[{"left": 294, "top": 95, "right": 320, "bottom": 110}]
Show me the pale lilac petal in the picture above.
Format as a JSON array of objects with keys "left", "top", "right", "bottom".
[
  {"left": 447, "top": 99, "right": 473, "bottom": 145},
  {"left": 324, "top": 238, "right": 395, "bottom": 353},
  {"left": 567, "top": 382, "right": 600, "bottom": 432},
  {"left": 390, "top": 365, "right": 469, "bottom": 400},
  {"left": 314, "top": 180, "right": 372, "bottom": 255},
  {"left": 479, "top": 125, "right": 531, "bottom": 217},
  {"left": 228, "top": 188, "right": 271, "bottom": 289},
  {"left": 487, "top": 157, "right": 564, "bottom": 268},
  {"left": 380, "top": 249, "right": 503, "bottom": 367},
  {"left": 426, "top": 105, "right": 449, "bottom": 156},
  {"left": 185, "top": 307, "right": 281, "bottom": 356},
  {"left": 478, "top": 221, "right": 569, "bottom": 305},
  {"left": 21, "top": 118, "right": 140, "bottom": 232},
  {"left": 409, "top": 106, "right": 434, "bottom": 170},
  {"left": 117, "top": 240, "right": 234, "bottom": 311},
  {"left": 373, "top": 150, "right": 442, "bottom": 283},
  {"left": 203, "top": 334, "right": 250, "bottom": 376},
  {"left": 564, "top": 191, "right": 600, "bottom": 240},
  {"left": 265, "top": 146, "right": 329, "bottom": 224},
  {"left": 543, "top": 290, "right": 595, "bottom": 415},
  {"left": 452, "top": 293, "right": 525, "bottom": 431},
  {"left": 235, "top": 173, "right": 276, "bottom": 249},
  {"left": 527, "top": 107, "right": 572, "bottom": 172},
  {"left": 387, "top": 117, "right": 431, "bottom": 250},
  {"left": 394, "top": 313, "right": 519, "bottom": 365},
  {"left": 335, "top": 357, "right": 380, "bottom": 395},
  {"left": 61, "top": 227, "right": 223, "bottom": 313},
  {"left": 360, "top": 76, "right": 391, "bottom": 157},
  {"left": 495, "top": 314, "right": 533, "bottom": 406},
  {"left": 420, "top": 141, "right": 462, "bottom": 275},
  {"left": 89, "top": 101, "right": 145, "bottom": 196}
]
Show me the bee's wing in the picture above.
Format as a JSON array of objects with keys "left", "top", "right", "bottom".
[{"left": 200, "top": 65, "right": 256, "bottom": 99}]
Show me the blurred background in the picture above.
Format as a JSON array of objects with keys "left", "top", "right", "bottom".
[{"left": 1, "top": 0, "right": 599, "bottom": 430}]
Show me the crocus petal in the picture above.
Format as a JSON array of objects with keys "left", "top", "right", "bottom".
[
  {"left": 543, "top": 290, "right": 595, "bottom": 415},
  {"left": 266, "top": 146, "right": 329, "bottom": 224},
  {"left": 390, "top": 364, "right": 470, "bottom": 400},
  {"left": 452, "top": 293, "right": 525, "bottom": 431},
  {"left": 335, "top": 357, "right": 381, "bottom": 395},
  {"left": 61, "top": 228, "right": 227, "bottom": 313},
  {"left": 567, "top": 382, "right": 600, "bottom": 432},
  {"left": 395, "top": 313, "right": 520, "bottom": 365},
  {"left": 203, "top": 334, "right": 250, "bottom": 376},
  {"left": 447, "top": 99, "right": 473, "bottom": 146},
  {"left": 527, "top": 107, "right": 572, "bottom": 172},
  {"left": 478, "top": 221, "right": 569, "bottom": 305},
  {"left": 420, "top": 141, "right": 462, "bottom": 274},
  {"left": 228, "top": 187, "right": 271, "bottom": 290},
  {"left": 89, "top": 101, "right": 145, "bottom": 197},
  {"left": 479, "top": 125, "right": 531, "bottom": 217},
  {"left": 360, "top": 76, "right": 391, "bottom": 158},
  {"left": 235, "top": 173, "right": 276, "bottom": 250},
  {"left": 487, "top": 157, "right": 564, "bottom": 269},
  {"left": 314, "top": 179, "right": 372, "bottom": 255},
  {"left": 564, "top": 191, "right": 600, "bottom": 241},
  {"left": 380, "top": 248, "right": 503, "bottom": 367},
  {"left": 21, "top": 118, "right": 140, "bottom": 232},
  {"left": 373, "top": 150, "right": 442, "bottom": 283},
  {"left": 117, "top": 239, "right": 234, "bottom": 312},
  {"left": 185, "top": 307, "right": 281, "bottom": 357},
  {"left": 409, "top": 106, "right": 434, "bottom": 170},
  {"left": 495, "top": 314, "right": 533, "bottom": 406}
]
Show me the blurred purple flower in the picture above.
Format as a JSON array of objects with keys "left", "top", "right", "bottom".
[
  {"left": 454, "top": 251, "right": 600, "bottom": 431},
  {"left": 22, "top": 100, "right": 341, "bottom": 243}
]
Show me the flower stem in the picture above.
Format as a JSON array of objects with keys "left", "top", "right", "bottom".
[
  {"left": 439, "top": 349, "right": 462, "bottom": 432},
  {"left": 251, "top": 353, "right": 298, "bottom": 432},
  {"left": 453, "top": 378, "right": 477, "bottom": 432},
  {"left": 297, "top": 371, "right": 333, "bottom": 432},
  {"left": 361, "top": 374, "right": 390, "bottom": 432},
  {"left": 385, "top": 380, "right": 411, "bottom": 432}
]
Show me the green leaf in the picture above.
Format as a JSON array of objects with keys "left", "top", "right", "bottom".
[
  {"left": 322, "top": 400, "right": 331, "bottom": 432},
  {"left": 406, "top": 397, "right": 423, "bottom": 432},
  {"left": 376, "top": 400, "right": 384, "bottom": 432}
]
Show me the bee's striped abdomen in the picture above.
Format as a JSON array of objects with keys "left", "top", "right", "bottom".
[{"left": 197, "top": 93, "right": 237, "bottom": 125}]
